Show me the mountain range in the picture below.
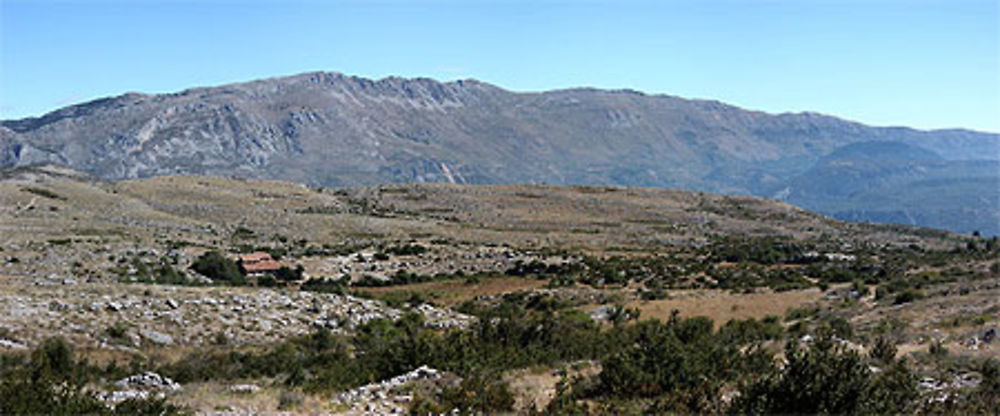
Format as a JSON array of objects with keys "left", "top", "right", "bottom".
[{"left": 2, "top": 71, "right": 997, "bottom": 234}]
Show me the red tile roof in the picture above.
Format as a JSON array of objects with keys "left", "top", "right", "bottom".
[
  {"left": 239, "top": 252, "right": 273, "bottom": 262},
  {"left": 238, "top": 251, "right": 283, "bottom": 274},
  {"left": 241, "top": 259, "right": 283, "bottom": 273}
]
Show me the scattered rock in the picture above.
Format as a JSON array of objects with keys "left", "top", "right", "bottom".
[
  {"left": 0, "top": 339, "right": 27, "bottom": 350},
  {"left": 139, "top": 329, "right": 174, "bottom": 346},
  {"left": 334, "top": 365, "right": 447, "bottom": 414},
  {"left": 0, "top": 285, "right": 473, "bottom": 349},
  {"left": 100, "top": 390, "right": 150, "bottom": 404},
  {"left": 229, "top": 384, "right": 261, "bottom": 394},
  {"left": 588, "top": 305, "right": 614, "bottom": 322},
  {"left": 115, "top": 372, "right": 181, "bottom": 391}
]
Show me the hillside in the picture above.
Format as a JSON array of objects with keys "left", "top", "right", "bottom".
[
  {"left": 0, "top": 165, "right": 955, "bottom": 260},
  {"left": 1, "top": 167, "right": 997, "bottom": 414},
  {"left": 2, "top": 72, "right": 997, "bottom": 234},
  {"left": 780, "top": 141, "right": 1000, "bottom": 234}
]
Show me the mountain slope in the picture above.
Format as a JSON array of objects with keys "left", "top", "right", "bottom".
[
  {"left": 780, "top": 141, "right": 999, "bottom": 234},
  {"left": 2, "top": 71, "right": 998, "bottom": 234}
]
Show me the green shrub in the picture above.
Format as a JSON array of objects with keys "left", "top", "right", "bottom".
[
  {"left": 731, "top": 335, "right": 916, "bottom": 414},
  {"left": 598, "top": 318, "right": 731, "bottom": 401},
  {"left": 929, "top": 340, "right": 948, "bottom": 358},
  {"left": 893, "top": 289, "right": 924, "bottom": 305},
  {"left": 230, "top": 227, "right": 255, "bottom": 240},
  {"left": 275, "top": 265, "right": 304, "bottom": 282},
  {"left": 431, "top": 373, "right": 515, "bottom": 414},
  {"left": 105, "top": 322, "right": 129, "bottom": 341},
  {"left": 385, "top": 244, "right": 428, "bottom": 256},
  {"left": 300, "top": 278, "right": 345, "bottom": 294},
  {"left": 190, "top": 251, "right": 244, "bottom": 284},
  {"left": 719, "top": 317, "right": 783, "bottom": 344},
  {"left": 21, "top": 187, "right": 66, "bottom": 200},
  {"left": 0, "top": 338, "right": 186, "bottom": 415}
]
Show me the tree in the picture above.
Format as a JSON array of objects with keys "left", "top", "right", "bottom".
[
  {"left": 598, "top": 317, "right": 732, "bottom": 409},
  {"left": 190, "top": 251, "right": 244, "bottom": 284},
  {"left": 0, "top": 338, "right": 186, "bottom": 415},
  {"left": 275, "top": 265, "right": 304, "bottom": 282},
  {"left": 730, "top": 334, "right": 917, "bottom": 415},
  {"left": 435, "top": 372, "right": 515, "bottom": 414}
]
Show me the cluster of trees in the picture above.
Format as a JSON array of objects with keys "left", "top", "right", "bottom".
[
  {"left": 299, "top": 277, "right": 347, "bottom": 294},
  {"left": 32, "top": 234, "right": 989, "bottom": 413},
  {"left": 6, "top": 291, "right": 998, "bottom": 414},
  {"left": 731, "top": 335, "right": 917, "bottom": 414},
  {"left": 353, "top": 270, "right": 440, "bottom": 287},
  {"left": 0, "top": 338, "right": 184, "bottom": 414},
  {"left": 151, "top": 289, "right": 999, "bottom": 414},
  {"left": 383, "top": 243, "right": 429, "bottom": 256},
  {"left": 168, "top": 234, "right": 996, "bottom": 301},
  {"left": 157, "top": 295, "right": 605, "bottom": 412},
  {"left": 188, "top": 251, "right": 303, "bottom": 287},
  {"left": 115, "top": 255, "right": 205, "bottom": 286},
  {"left": 505, "top": 259, "right": 583, "bottom": 278},
  {"left": 492, "top": 235, "right": 997, "bottom": 302},
  {"left": 189, "top": 251, "right": 244, "bottom": 284},
  {"left": 161, "top": 295, "right": 603, "bottom": 394},
  {"left": 704, "top": 235, "right": 809, "bottom": 265},
  {"left": 706, "top": 264, "right": 813, "bottom": 292}
]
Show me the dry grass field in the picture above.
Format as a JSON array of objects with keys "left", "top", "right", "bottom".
[
  {"left": 628, "top": 288, "right": 824, "bottom": 327},
  {"left": 0, "top": 166, "right": 995, "bottom": 414}
]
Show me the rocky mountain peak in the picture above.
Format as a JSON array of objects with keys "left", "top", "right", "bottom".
[{"left": 1, "top": 71, "right": 997, "bottom": 234}]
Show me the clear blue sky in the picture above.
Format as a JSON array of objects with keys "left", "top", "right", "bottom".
[{"left": 2, "top": 0, "right": 998, "bottom": 132}]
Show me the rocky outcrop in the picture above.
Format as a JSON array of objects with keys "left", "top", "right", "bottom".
[
  {"left": 334, "top": 365, "right": 448, "bottom": 415},
  {"left": 0, "top": 284, "right": 474, "bottom": 349},
  {"left": 100, "top": 372, "right": 181, "bottom": 404}
]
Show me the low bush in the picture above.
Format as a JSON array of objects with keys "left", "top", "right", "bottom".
[
  {"left": 894, "top": 289, "right": 925, "bottom": 305},
  {"left": 731, "top": 334, "right": 917, "bottom": 414},
  {"left": 0, "top": 338, "right": 186, "bottom": 415},
  {"left": 190, "top": 251, "right": 245, "bottom": 284}
]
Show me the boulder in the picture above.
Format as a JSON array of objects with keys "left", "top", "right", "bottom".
[
  {"left": 140, "top": 329, "right": 174, "bottom": 346},
  {"left": 115, "top": 372, "right": 181, "bottom": 391},
  {"left": 229, "top": 384, "right": 261, "bottom": 394}
]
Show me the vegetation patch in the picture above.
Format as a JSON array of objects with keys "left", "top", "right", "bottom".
[{"left": 21, "top": 186, "right": 67, "bottom": 200}]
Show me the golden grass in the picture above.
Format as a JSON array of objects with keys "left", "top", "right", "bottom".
[
  {"left": 628, "top": 288, "right": 823, "bottom": 328},
  {"left": 170, "top": 381, "right": 337, "bottom": 415}
]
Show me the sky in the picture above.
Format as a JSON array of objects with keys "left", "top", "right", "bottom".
[{"left": 1, "top": 0, "right": 998, "bottom": 132}]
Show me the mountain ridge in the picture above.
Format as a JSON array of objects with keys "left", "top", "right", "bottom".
[
  {"left": 2, "top": 71, "right": 997, "bottom": 234},
  {"left": 8, "top": 71, "right": 997, "bottom": 136}
]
